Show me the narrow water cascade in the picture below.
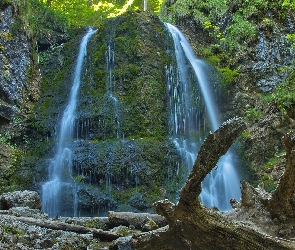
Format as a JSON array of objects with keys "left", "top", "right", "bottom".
[
  {"left": 41, "top": 28, "right": 96, "bottom": 218},
  {"left": 165, "top": 23, "right": 241, "bottom": 211},
  {"left": 106, "top": 37, "right": 121, "bottom": 139}
]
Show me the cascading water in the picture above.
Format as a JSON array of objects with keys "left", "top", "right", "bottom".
[
  {"left": 165, "top": 23, "right": 241, "bottom": 211},
  {"left": 42, "top": 28, "right": 96, "bottom": 217},
  {"left": 106, "top": 38, "right": 121, "bottom": 139}
]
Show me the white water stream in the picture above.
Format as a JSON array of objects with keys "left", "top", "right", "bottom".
[
  {"left": 166, "top": 23, "right": 241, "bottom": 211},
  {"left": 42, "top": 28, "right": 96, "bottom": 217}
]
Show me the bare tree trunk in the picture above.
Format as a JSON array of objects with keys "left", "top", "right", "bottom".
[{"left": 268, "top": 132, "right": 295, "bottom": 222}]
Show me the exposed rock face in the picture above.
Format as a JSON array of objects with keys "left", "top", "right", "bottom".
[
  {"left": 0, "top": 0, "right": 42, "bottom": 193},
  {"left": 0, "top": 4, "right": 38, "bottom": 116}
]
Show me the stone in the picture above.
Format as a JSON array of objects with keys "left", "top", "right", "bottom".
[{"left": 0, "top": 190, "right": 42, "bottom": 210}]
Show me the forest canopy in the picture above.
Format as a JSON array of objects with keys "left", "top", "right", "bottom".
[{"left": 38, "top": 0, "right": 164, "bottom": 26}]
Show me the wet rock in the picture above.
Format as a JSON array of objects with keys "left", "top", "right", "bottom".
[
  {"left": 0, "top": 213, "right": 95, "bottom": 249},
  {"left": 0, "top": 190, "right": 42, "bottom": 210},
  {"left": 128, "top": 192, "right": 151, "bottom": 211},
  {"left": 109, "top": 236, "right": 134, "bottom": 250},
  {"left": 77, "top": 187, "right": 117, "bottom": 216},
  {"left": 253, "top": 31, "right": 293, "bottom": 93}
]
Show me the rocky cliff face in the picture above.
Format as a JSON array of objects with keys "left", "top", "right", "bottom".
[
  {"left": 0, "top": 0, "right": 70, "bottom": 193},
  {"left": 0, "top": 3, "right": 38, "bottom": 118},
  {"left": 0, "top": 1, "right": 40, "bottom": 192}
]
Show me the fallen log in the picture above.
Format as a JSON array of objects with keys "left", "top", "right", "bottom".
[
  {"left": 107, "top": 211, "right": 167, "bottom": 229},
  {"left": 0, "top": 214, "right": 122, "bottom": 241}
]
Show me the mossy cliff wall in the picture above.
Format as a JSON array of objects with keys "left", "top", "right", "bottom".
[
  {"left": 33, "top": 11, "right": 181, "bottom": 215},
  {"left": 0, "top": 0, "right": 41, "bottom": 192}
]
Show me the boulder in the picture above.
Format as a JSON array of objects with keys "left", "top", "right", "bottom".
[{"left": 0, "top": 190, "right": 42, "bottom": 210}]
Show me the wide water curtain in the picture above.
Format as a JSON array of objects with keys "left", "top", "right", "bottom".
[
  {"left": 42, "top": 28, "right": 96, "bottom": 218},
  {"left": 165, "top": 23, "right": 241, "bottom": 211}
]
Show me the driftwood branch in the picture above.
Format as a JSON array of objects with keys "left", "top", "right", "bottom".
[
  {"left": 177, "top": 117, "right": 246, "bottom": 210},
  {"left": 112, "top": 118, "right": 295, "bottom": 249}
]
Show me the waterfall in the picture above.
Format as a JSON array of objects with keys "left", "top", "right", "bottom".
[
  {"left": 165, "top": 23, "right": 241, "bottom": 211},
  {"left": 42, "top": 28, "right": 96, "bottom": 218}
]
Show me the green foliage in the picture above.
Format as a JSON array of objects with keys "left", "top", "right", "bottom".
[
  {"left": 36, "top": 0, "right": 164, "bottom": 27},
  {"left": 241, "top": 130, "right": 251, "bottom": 139},
  {"left": 217, "top": 67, "right": 239, "bottom": 87},
  {"left": 160, "top": 0, "right": 289, "bottom": 55},
  {"left": 261, "top": 151, "right": 284, "bottom": 171},
  {"left": 264, "top": 74, "right": 295, "bottom": 116},
  {"left": 197, "top": 0, "right": 228, "bottom": 21},
  {"left": 198, "top": 44, "right": 239, "bottom": 89},
  {"left": 2, "top": 225, "right": 25, "bottom": 236},
  {"left": 245, "top": 107, "right": 262, "bottom": 122},
  {"left": 286, "top": 32, "right": 295, "bottom": 48},
  {"left": 261, "top": 174, "right": 276, "bottom": 192},
  {"left": 282, "top": 0, "right": 295, "bottom": 9},
  {"left": 84, "top": 219, "right": 107, "bottom": 230},
  {"left": 224, "top": 13, "right": 257, "bottom": 52},
  {"left": 9, "top": 149, "right": 35, "bottom": 191},
  {"left": 112, "top": 187, "right": 138, "bottom": 204},
  {"left": 0, "top": 0, "right": 12, "bottom": 9},
  {"left": 0, "top": 131, "right": 12, "bottom": 144},
  {"left": 164, "top": 0, "right": 228, "bottom": 25},
  {"left": 259, "top": 150, "right": 285, "bottom": 192}
]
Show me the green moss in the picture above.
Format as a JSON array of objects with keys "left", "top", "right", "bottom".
[
  {"left": 245, "top": 107, "right": 263, "bottom": 122},
  {"left": 241, "top": 131, "right": 251, "bottom": 139},
  {"left": 112, "top": 187, "right": 138, "bottom": 204},
  {"left": 263, "top": 74, "right": 295, "bottom": 117},
  {"left": 0, "top": 0, "right": 12, "bottom": 8},
  {"left": 0, "top": 31, "right": 13, "bottom": 41},
  {"left": 3, "top": 224, "right": 25, "bottom": 236},
  {"left": 84, "top": 220, "right": 106, "bottom": 230},
  {"left": 217, "top": 67, "right": 239, "bottom": 87},
  {"left": 261, "top": 174, "right": 276, "bottom": 192}
]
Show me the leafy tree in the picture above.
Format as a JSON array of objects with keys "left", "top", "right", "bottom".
[{"left": 37, "top": 0, "right": 164, "bottom": 27}]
